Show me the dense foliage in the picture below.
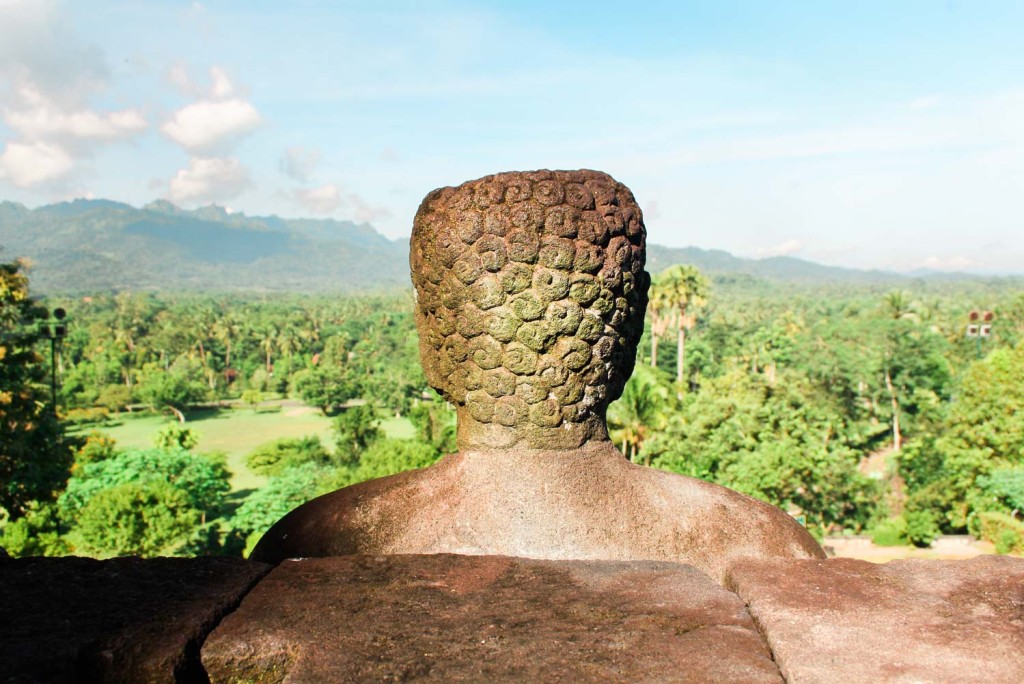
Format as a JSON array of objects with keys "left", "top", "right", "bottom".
[
  {"left": 2, "top": 261, "right": 1022, "bottom": 558},
  {"left": 0, "top": 260, "right": 73, "bottom": 519}
]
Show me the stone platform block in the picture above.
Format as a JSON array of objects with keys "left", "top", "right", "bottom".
[
  {"left": 202, "top": 554, "right": 782, "bottom": 682},
  {"left": 0, "top": 556, "right": 270, "bottom": 683},
  {"left": 726, "top": 555, "right": 1024, "bottom": 684}
]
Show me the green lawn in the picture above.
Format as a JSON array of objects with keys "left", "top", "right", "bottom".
[{"left": 77, "top": 404, "right": 416, "bottom": 493}]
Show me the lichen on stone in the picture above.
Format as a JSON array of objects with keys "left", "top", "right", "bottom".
[{"left": 410, "top": 170, "right": 649, "bottom": 449}]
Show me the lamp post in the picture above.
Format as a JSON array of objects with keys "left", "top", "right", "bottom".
[
  {"left": 39, "top": 307, "right": 67, "bottom": 415},
  {"left": 965, "top": 310, "right": 995, "bottom": 358}
]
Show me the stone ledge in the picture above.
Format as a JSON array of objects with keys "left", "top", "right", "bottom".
[
  {"left": 0, "top": 556, "right": 270, "bottom": 683},
  {"left": 201, "top": 554, "right": 782, "bottom": 683},
  {"left": 3, "top": 553, "right": 1023, "bottom": 682},
  {"left": 726, "top": 555, "right": 1024, "bottom": 684}
]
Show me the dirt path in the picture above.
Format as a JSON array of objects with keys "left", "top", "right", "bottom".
[{"left": 825, "top": 536, "right": 997, "bottom": 563}]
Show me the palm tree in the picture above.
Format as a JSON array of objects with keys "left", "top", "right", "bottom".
[
  {"left": 657, "top": 265, "right": 710, "bottom": 387},
  {"left": 607, "top": 365, "right": 672, "bottom": 464},
  {"left": 646, "top": 284, "right": 673, "bottom": 369},
  {"left": 883, "top": 290, "right": 917, "bottom": 321}
]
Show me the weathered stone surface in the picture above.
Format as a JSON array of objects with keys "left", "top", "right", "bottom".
[
  {"left": 0, "top": 556, "right": 270, "bottom": 683},
  {"left": 252, "top": 170, "right": 824, "bottom": 579},
  {"left": 410, "top": 170, "right": 648, "bottom": 451},
  {"left": 202, "top": 554, "right": 783, "bottom": 683},
  {"left": 726, "top": 555, "right": 1024, "bottom": 684},
  {"left": 252, "top": 441, "right": 824, "bottom": 583}
]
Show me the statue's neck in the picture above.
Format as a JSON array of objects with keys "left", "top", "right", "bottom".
[{"left": 454, "top": 407, "right": 610, "bottom": 451}]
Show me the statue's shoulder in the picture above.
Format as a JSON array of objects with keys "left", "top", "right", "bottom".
[{"left": 250, "top": 456, "right": 462, "bottom": 563}]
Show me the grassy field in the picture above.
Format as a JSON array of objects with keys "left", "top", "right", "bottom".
[{"left": 75, "top": 403, "right": 416, "bottom": 493}]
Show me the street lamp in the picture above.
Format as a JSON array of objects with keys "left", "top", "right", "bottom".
[
  {"left": 39, "top": 307, "right": 67, "bottom": 415},
  {"left": 965, "top": 310, "right": 995, "bottom": 358}
]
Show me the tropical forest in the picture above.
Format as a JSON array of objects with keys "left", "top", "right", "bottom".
[{"left": 3, "top": 245, "right": 1023, "bottom": 560}]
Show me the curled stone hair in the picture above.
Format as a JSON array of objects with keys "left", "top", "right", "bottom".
[{"left": 411, "top": 170, "right": 650, "bottom": 450}]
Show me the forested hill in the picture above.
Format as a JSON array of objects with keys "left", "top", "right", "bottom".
[
  {"left": 0, "top": 197, "right": 968, "bottom": 293},
  {"left": 0, "top": 199, "right": 408, "bottom": 293}
]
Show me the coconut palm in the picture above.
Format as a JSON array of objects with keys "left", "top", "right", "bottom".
[
  {"left": 607, "top": 365, "right": 673, "bottom": 464},
  {"left": 656, "top": 265, "right": 710, "bottom": 386},
  {"left": 646, "top": 283, "right": 673, "bottom": 369}
]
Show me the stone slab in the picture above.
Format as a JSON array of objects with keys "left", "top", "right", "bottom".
[
  {"left": 726, "top": 555, "right": 1024, "bottom": 684},
  {"left": 202, "top": 554, "right": 782, "bottom": 683},
  {"left": 0, "top": 556, "right": 270, "bottom": 683}
]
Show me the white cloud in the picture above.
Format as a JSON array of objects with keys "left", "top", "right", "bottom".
[
  {"left": 292, "top": 184, "right": 341, "bottom": 214},
  {"left": 209, "top": 66, "right": 235, "bottom": 99},
  {"left": 162, "top": 98, "right": 260, "bottom": 153},
  {"left": 0, "top": 0, "right": 147, "bottom": 188},
  {"left": 279, "top": 146, "right": 321, "bottom": 182},
  {"left": 345, "top": 193, "right": 392, "bottom": 224},
  {"left": 4, "top": 86, "right": 145, "bottom": 143},
  {"left": 288, "top": 182, "right": 392, "bottom": 222},
  {"left": 0, "top": 140, "right": 73, "bottom": 187},
  {"left": 168, "top": 64, "right": 237, "bottom": 100},
  {"left": 756, "top": 238, "right": 805, "bottom": 258},
  {"left": 168, "top": 157, "right": 250, "bottom": 204}
]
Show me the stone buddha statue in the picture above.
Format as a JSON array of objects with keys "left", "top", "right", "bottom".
[{"left": 251, "top": 170, "right": 824, "bottom": 582}]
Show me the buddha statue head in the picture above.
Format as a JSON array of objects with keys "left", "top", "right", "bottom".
[{"left": 410, "top": 170, "right": 649, "bottom": 451}]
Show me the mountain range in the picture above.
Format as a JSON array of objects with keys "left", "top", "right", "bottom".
[{"left": 0, "top": 198, "right": 991, "bottom": 294}]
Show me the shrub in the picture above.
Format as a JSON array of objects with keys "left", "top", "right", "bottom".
[
  {"left": 72, "top": 481, "right": 201, "bottom": 557},
  {"left": 904, "top": 510, "right": 940, "bottom": 547},
  {"left": 349, "top": 438, "right": 441, "bottom": 484},
  {"left": 73, "top": 432, "right": 119, "bottom": 466},
  {"left": 154, "top": 424, "right": 200, "bottom": 450},
  {"left": 96, "top": 384, "right": 132, "bottom": 412},
  {"left": 63, "top": 407, "right": 110, "bottom": 426},
  {"left": 245, "top": 436, "right": 332, "bottom": 476},
  {"left": 871, "top": 517, "right": 908, "bottom": 547},
  {"left": 977, "top": 511, "right": 1024, "bottom": 555},
  {"left": 0, "top": 503, "right": 68, "bottom": 557}
]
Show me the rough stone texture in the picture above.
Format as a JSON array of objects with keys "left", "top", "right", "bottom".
[
  {"left": 202, "top": 553, "right": 783, "bottom": 683},
  {"left": 0, "top": 556, "right": 270, "bottom": 683},
  {"left": 252, "top": 441, "right": 823, "bottom": 583},
  {"left": 411, "top": 170, "right": 648, "bottom": 451},
  {"left": 252, "top": 169, "right": 824, "bottom": 578},
  {"left": 726, "top": 555, "right": 1024, "bottom": 683}
]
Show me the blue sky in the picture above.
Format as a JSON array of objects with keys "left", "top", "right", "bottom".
[{"left": 1, "top": 1, "right": 1023, "bottom": 273}]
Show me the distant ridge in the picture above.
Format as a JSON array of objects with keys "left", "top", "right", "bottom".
[
  {"left": 645, "top": 246, "right": 901, "bottom": 284},
  {"left": 0, "top": 198, "right": 1004, "bottom": 293},
  {"left": 0, "top": 199, "right": 407, "bottom": 293}
]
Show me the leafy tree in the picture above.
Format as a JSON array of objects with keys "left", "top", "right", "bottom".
[
  {"left": 977, "top": 467, "right": 1024, "bottom": 514},
  {"left": 136, "top": 361, "right": 206, "bottom": 422},
  {"left": 59, "top": 447, "right": 230, "bottom": 521},
  {"left": 291, "top": 357, "right": 358, "bottom": 414},
  {"left": 0, "top": 259, "right": 73, "bottom": 519},
  {"left": 72, "top": 481, "right": 202, "bottom": 557},
  {"left": 644, "top": 368, "right": 879, "bottom": 532},
  {"left": 95, "top": 383, "right": 131, "bottom": 412},
  {"left": 231, "top": 462, "right": 335, "bottom": 553},
  {"left": 898, "top": 343, "right": 1024, "bottom": 530},
  {"left": 607, "top": 365, "right": 672, "bottom": 463},
  {"left": 347, "top": 438, "right": 441, "bottom": 482},
  {"left": 332, "top": 404, "right": 381, "bottom": 465},
  {"left": 245, "top": 436, "right": 333, "bottom": 476},
  {"left": 408, "top": 396, "right": 457, "bottom": 453},
  {"left": 0, "top": 503, "right": 69, "bottom": 557}
]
